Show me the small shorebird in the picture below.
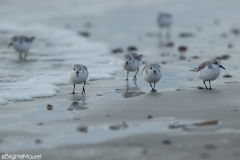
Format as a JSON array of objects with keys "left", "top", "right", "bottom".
[
  {"left": 8, "top": 36, "right": 35, "bottom": 60},
  {"left": 157, "top": 12, "right": 172, "bottom": 39},
  {"left": 191, "top": 59, "right": 225, "bottom": 90},
  {"left": 142, "top": 63, "right": 162, "bottom": 92},
  {"left": 69, "top": 64, "right": 89, "bottom": 94},
  {"left": 121, "top": 53, "right": 142, "bottom": 81}
]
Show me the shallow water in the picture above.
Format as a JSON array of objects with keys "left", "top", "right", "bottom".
[
  {"left": 0, "top": 0, "right": 240, "bottom": 104},
  {"left": 0, "top": 0, "right": 240, "bottom": 153}
]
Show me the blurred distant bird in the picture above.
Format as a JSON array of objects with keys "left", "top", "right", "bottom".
[
  {"left": 190, "top": 59, "right": 225, "bottom": 90},
  {"left": 69, "top": 64, "right": 89, "bottom": 94},
  {"left": 157, "top": 12, "right": 172, "bottom": 39},
  {"left": 8, "top": 36, "right": 35, "bottom": 60},
  {"left": 142, "top": 63, "right": 162, "bottom": 92},
  {"left": 121, "top": 53, "right": 142, "bottom": 81}
]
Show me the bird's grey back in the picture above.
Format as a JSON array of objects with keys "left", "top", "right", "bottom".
[
  {"left": 73, "top": 64, "right": 88, "bottom": 71},
  {"left": 13, "top": 36, "right": 35, "bottom": 43},
  {"left": 142, "top": 63, "right": 161, "bottom": 74},
  {"left": 196, "top": 60, "right": 212, "bottom": 72},
  {"left": 130, "top": 53, "right": 142, "bottom": 61}
]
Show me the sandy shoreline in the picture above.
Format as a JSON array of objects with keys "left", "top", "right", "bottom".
[
  {"left": 2, "top": 81, "right": 238, "bottom": 160},
  {"left": 1, "top": 0, "right": 240, "bottom": 159}
]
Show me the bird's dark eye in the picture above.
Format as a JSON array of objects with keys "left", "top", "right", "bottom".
[
  {"left": 150, "top": 67, "right": 152, "bottom": 69},
  {"left": 73, "top": 68, "right": 75, "bottom": 71}
]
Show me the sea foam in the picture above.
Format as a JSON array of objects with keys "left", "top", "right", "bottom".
[{"left": 0, "top": 22, "right": 122, "bottom": 104}]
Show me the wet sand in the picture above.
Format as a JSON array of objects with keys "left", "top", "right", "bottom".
[
  {"left": 1, "top": 0, "right": 240, "bottom": 159},
  {"left": 6, "top": 82, "right": 240, "bottom": 160}
]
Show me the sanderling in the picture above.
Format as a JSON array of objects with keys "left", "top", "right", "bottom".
[
  {"left": 157, "top": 12, "right": 172, "bottom": 39},
  {"left": 121, "top": 53, "right": 142, "bottom": 81},
  {"left": 142, "top": 63, "right": 162, "bottom": 92},
  {"left": 8, "top": 36, "right": 35, "bottom": 60},
  {"left": 191, "top": 59, "right": 225, "bottom": 90},
  {"left": 69, "top": 64, "right": 89, "bottom": 94}
]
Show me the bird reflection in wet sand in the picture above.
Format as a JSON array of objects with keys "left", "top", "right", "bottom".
[
  {"left": 115, "top": 81, "right": 146, "bottom": 98},
  {"left": 157, "top": 12, "right": 172, "bottom": 45},
  {"left": 67, "top": 101, "right": 87, "bottom": 111}
]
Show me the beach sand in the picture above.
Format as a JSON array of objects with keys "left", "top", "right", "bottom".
[
  {"left": 5, "top": 82, "right": 240, "bottom": 160},
  {"left": 1, "top": 0, "right": 240, "bottom": 160}
]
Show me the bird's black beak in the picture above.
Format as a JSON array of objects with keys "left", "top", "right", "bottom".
[
  {"left": 8, "top": 42, "right": 13, "bottom": 48},
  {"left": 153, "top": 70, "right": 157, "bottom": 76},
  {"left": 126, "top": 61, "right": 128, "bottom": 66},
  {"left": 76, "top": 71, "right": 79, "bottom": 77},
  {"left": 220, "top": 65, "right": 225, "bottom": 70}
]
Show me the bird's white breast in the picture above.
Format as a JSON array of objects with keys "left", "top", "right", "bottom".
[
  {"left": 143, "top": 68, "right": 162, "bottom": 83},
  {"left": 13, "top": 41, "right": 31, "bottom": 53},
  {"left": 122, "top": 59, "right": 141, "bottom": 72},
  {"left": 197, "top": 65, "right": 220, "bottom": 81},
  {"left": 69, "top": 70, "right": 88, "bottom": 84}
]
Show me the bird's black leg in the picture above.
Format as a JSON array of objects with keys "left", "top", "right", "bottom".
[
  {"left": 70, "top": 84, "right": 76, "bottom": 94},
  {"left": 203, "top": 81, "right": 209, "bottom": 90},
  {"left": 150, "top": 83, "right": 154, "bottom": 92},
  {"left": 133, "top": 68, "right": 139, "bottom": 81},
  {"left": 126, "top": 71, "right": 129, "bottom": 81},
  {"left": 23, "top": 53, "right": 27, "bottom": 60},
  {"left": 153, "top": 83, "right": 157, "bottom": 92},
  {"left": 82, "top": 81, "right": 86, "bottom": 94},
  {"left": 19, "top": 53, "right": 23, "bottom": 60},
  {"left": 209, "top": 81, "right": 212, "bottom": 90}
]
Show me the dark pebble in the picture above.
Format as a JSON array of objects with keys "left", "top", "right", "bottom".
[
  {"left": 204, "top": 144, "right": 217, "bottom": 150},
  {"left": 38, "top": 122, "right": 44, "bottom": 126},
  {"left": 106, "top": 114, "right": 111, "bottom": 117},
  {"left": 176, "top": 89, "right": 181, "bottom": 91},
  {"left": 127, "top": 46, "right": 137, "bottom": 51},
  {"left": 161, "top": 61, "right": 167, "bottom": 64},
  {"left": 147, "top": 115, "right": 153, "bottom": 119},
  {"left": 179, "top": 56, "right": 186, "bottom": 60},
  {"left": 67, "top": 108, "right": 73, "bottom": 111},
  {"left": 192, "top": 56, "right": 200, "bottom": 59},
  {"left": 162, "top": 139, "right": 172, "bottom": 145},
  {"left": 216, "top": 54, "right": 230, "bottom": 60},
  {"left": 228, "top": 44, "right": 233, "bottom": 48},
  {"left": 223, "top": 74, "right": 233, "bottom": 78},
  {"left": 76, "top": 126, "right": 88, "bottom": 133},
  {"left": 231, "top": 28, "right": 240, "bottom": 35},
  {"left": 35, "top": 139, "right": 42, "bottom": 144},
  {"left": 78, "top": 31, "right": 90, "bottom": 37},
  {"left": 74, "top": 118, "right": 81, "bottom": 121},
  {"left": 109, "top": 124, "right": 121, "bottom": 130},
  {"left": 198, "top": 86, "right": 204, "bottom": 90},
  {"left": 165, "top": 41, "right": 174, "bottom": 47},
  {"left": 179, "top": 32, "right": 194, "bottom": 38},
  {"left": 112, "top": 48, "right": 123, "bottom": 54},
  {"left": 178, "top": 46, "right": 188, "bottom": 52},
  {"left": 46, "top": 104, "right": 53, "bottom": 110}
]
